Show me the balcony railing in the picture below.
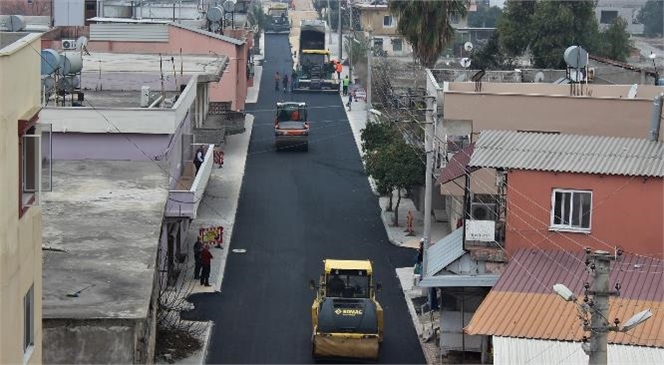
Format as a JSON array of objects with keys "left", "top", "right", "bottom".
[{"left": 165, "top": 144, "right": 215, "bottom": 219}]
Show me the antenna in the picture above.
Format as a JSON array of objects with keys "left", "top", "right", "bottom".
[{"left": 464, "top": 42, "right": 474, "bottom": 52}]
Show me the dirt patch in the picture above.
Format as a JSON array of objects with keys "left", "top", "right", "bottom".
[{"left": 155, "top": 325, "right": 203, "bottom": 363}]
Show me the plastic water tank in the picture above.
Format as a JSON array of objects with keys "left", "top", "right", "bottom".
[
  {"left": 41, "top": 49, "right": 61, "bottom": 75},
  {"left": 60, "top": 52, "right": 83, "bottom": 75},
  {"left": 207, "top": 6, "right": 223, "bottom": 22}
]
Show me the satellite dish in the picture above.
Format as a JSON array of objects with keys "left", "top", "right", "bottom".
[
  {"left": 460, "top": 58, "right": 471, "bottom": 69},
  {"left": 627, "top": 84, "right": 638, "bottom": 99},
  {"left": 207, "top": 6, "right": 223, "bottom": 22},
  {"left": 464, "top": 42, "right": 474, "bottom": 52},
  {"left": 222, "top": 0, "right": 236, "bottom": 13},
  {"left": 564, "top": 45, "right": 589, "bottom": 69},
  {"left": 75, "top": 36, "right": 88, "bottom": 51},
  {"left": 534, "top": 72, "right": 545, "bottom": 83},
  {"left": 210, "top": 22, "right": 221, "bottom": 32}
]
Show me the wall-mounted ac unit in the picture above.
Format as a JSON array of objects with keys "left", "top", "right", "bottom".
[
  {"left": 61, "top": 39, "right": 76, "bottom": 50},
  {"left": 471, "top": 202, "right": 497, "bottom": 221}
]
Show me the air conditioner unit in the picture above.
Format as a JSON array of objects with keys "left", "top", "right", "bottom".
[
  {"left": 61, "top": 39, "right": 76, "bottom": 50},
  {"left": 471, "top": 203, "right": 497, "bottom": 221}
]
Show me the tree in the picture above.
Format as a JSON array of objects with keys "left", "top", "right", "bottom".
[
  {"left": 597, "top": 17, "right": 632, "bottom": 62},
  {"left": 638, "top": 0, "right": 664, "bottom": 37},
  {"left": 390, "top": 0, "right": 467, "bottom": 68},
  {"left": 468, "top": 5, "right": 502, "bottom": 28},
  {"left": 360, "top": 114, "right": 399, "bottom": 154},
  {"left": 497, "top": 0, "right": 537, "bottom": 57},
  {"left": 381, "top": 140, "right": 425, "bottom": 226},
  {"left": 470, "top": 32, "right": 515, "bottom": 70},
  {"left": 247, "top": 2, "right": 267, "bottom": 51},
  {"left": 529, "top": 1, "right": 600, "bottom": 68}
]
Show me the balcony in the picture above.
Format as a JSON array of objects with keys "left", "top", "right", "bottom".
[{"left": 165, "top": 144, "right": 215, "bottom": 219}]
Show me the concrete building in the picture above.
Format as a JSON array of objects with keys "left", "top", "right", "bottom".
[
  {"left": 38, "top": 53, "right": 224, "bottom": 363},
  {"left": 467, "top": 130, "right": 664, "bottom": 258},
  {"left": 352, "top": 2, "right": 412, "bottom": 57},
  {"left": 0, "top": 32, "right": 45, "bottom": 365},
  {"left": 466, "top": 249, "right": 664, "bottom": 363},
  {"left": 40, "top": 18, "right": 253, "bottom": 111},
  {"left": 595, "top": 0, "right": 647, "bottom": 35}
]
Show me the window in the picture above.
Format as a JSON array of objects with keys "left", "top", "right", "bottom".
[
  {"left": 392, "top": 38, "right": 403, "bottom": 52},
  {"left": 600, "top": 10, "right": 619, "bottom": 24},
  {"left": 450, "top": 14, "right": 460, "bottom": 25},
  {"left": 383, "top": 16, "right": 394, "bottom": 27},
  {"left": 373, "top": 38, "right": 383, "bottom": 51},
  {"left": 24, "top": 285, "right": 34, "bottom": 353},
  {"left": 18, "top": 115, "right": 51, "bottom": 217},
  {"left": 551, "top": 189, "right": 592, "bottom": 232}
]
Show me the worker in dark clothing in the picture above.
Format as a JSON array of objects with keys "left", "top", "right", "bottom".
[
  {"left": 193, "top": 238, "right": 203, "bottom": 279},
  {"left": 291, "top": 69, "right": 298, "bottom": 90},
  {"left": 274, "top": 71, "right": 281, "bottom": 91},
  {"left": 283, "top": 73, "right": 289, "bottom": 93}
]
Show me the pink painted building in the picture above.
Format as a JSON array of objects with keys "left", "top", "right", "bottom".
[
  {"left": 467, "top": 130, "right": 664, "bottom": 259},
  {"left": 43, "top": 19, "right": 253, "bottom": 111}
]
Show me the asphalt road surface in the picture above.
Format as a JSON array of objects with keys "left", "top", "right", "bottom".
[{"left": 187, "top": 34, "right": 425, "bottom": 364}]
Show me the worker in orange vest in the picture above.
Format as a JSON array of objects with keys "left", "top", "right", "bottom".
[{"left": 335, "top": 61, "right": 342, "bottom": 81}]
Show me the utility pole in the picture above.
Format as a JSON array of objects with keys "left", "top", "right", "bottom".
[
  {"left": 421, "top": 96, "right": 435, "bottom": 277},
  {"left": 327, "top": 0, "right": 332, "bottom": 43},
  {"left": 338, "top": 0, "right": 343, "bottom": 63},
  {"left": 585, "top": 250, "right": 618, "bottom": 365},
  {"left": 366, "top": 29, "right": 373, "bottom": 118},
  {"left": 554, "top": 248, "right": 652, "bottom": 365},
  {"left": 348, "top": 0, "right": 353, "bottom": 82}
]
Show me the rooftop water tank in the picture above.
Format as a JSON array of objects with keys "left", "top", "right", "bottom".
[
  {"left": 41, "top": 49, "right": 61, "bottom": 75},
  {"left": 60, "top": 52, "right": 83, "bottom": 75}
]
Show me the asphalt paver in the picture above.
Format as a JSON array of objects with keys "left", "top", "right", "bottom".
[{"left": 185, "top": 34, "right": 426, "bottom": 364}]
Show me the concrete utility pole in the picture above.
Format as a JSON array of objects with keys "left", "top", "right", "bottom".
[
  {"left": 421, "top": 96, "right": 435, "bottom": 277},
  {"left": 338, "top": 0, "right": 343, "bottom": 63},
  {"left": 585, "top": 250, "right": 618, "bottom": 365},
  {"left": 348, "top": 0, "right": 353, "bottom": 82},
  {"left": 366, "top": 29, "right": 373, "bottom": 117},
  {"left": 327, "top": 0, "right": 332, "bottom": 43}
]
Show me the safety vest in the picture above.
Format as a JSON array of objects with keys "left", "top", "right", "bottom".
[
  {"left": 342, "top": 78, "right": 349, "bottom": 86},
  {"left": 335, "top": 63, "right": 342, "bottom": 73}
]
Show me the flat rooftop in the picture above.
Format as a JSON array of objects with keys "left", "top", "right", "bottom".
[
  {"left": 42, "top": 160, "right": 169, "bottom": 319},
  {"left": 80, "top": 52, "right": 227, "bottom": 74}
]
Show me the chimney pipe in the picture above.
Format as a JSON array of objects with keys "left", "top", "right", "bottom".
[{"left": 648, "top": 93, "right": 664, "bottom": 141}]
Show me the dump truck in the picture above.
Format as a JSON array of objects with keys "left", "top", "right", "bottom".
[
  {"left": 309, "top": 259, "right": 383, "bottom": 361},
  {"left": 274, "top": 101, "right": 309, "bottom": 151},
  {"left": 265, "top": 3, "right": 290, "bottom": 34},
  {"left": 293, "top": 19, "right": 339, "bottom": 93}
]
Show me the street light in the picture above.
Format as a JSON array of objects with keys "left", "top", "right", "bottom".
[
  {"left": 621, "top": 309, "right": 652, "bottom": 332},
  {"left": 553, "top": 283, "right": 577, "bottom": 302}
]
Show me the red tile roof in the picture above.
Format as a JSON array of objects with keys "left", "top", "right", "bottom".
[
  {"left": 466, "top": 248, "right": 664, "bottom": 347},
  {"left": 438, "top": 143, "right": 476, "bottom": 185}
]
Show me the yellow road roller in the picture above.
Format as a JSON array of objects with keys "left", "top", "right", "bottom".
[{"left": 309, "top": 259, "right": 383, "bottom": 361}]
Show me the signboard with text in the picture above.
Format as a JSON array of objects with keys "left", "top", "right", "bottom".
[{"left": 465, "top": 220, "right": 495, "bottom": 242}]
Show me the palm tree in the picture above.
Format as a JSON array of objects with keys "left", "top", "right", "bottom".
[{"left": 389, "top": 0, "right": 468, "bottom": 68}]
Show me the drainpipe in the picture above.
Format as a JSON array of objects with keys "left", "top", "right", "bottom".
[{"left": 648, "top": 93, "right": 664, "bottom": 141}]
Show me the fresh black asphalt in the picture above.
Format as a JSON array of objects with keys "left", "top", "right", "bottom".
[{"left": 185, "top": 34, "right": 426, "bottom": 364}]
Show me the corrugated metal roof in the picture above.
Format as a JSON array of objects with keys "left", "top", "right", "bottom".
[
  {"left": 438, "top": 143, "right": 476, "bottom": 185},
  {"left": 466, "top": 249, "right": 664, "bottom": 348},
  {"left": 469, "top": 130, "right": 664, "bottom": 177},
  {"left": 425, "top": 227, "right": 465, "bottom": 278}
]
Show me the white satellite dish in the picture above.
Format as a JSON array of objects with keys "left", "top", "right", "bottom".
[
  {"left": 534, "top": 72, "right": 545, "bottom": 83},
  {"left": 222, "top": 0, "right": 236, "bottom": 13},
  {"left": 464, "top": 42, "right": 474, "bottom": 52},
  {"left": 627, "top": 84, "right": 638, "bottom": 99},
  {"left": 460, "top": 58, "right": 471, "bottom": 69},
  {"left": 75, "top": 36, "right": 88, "bottom": 51}
]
